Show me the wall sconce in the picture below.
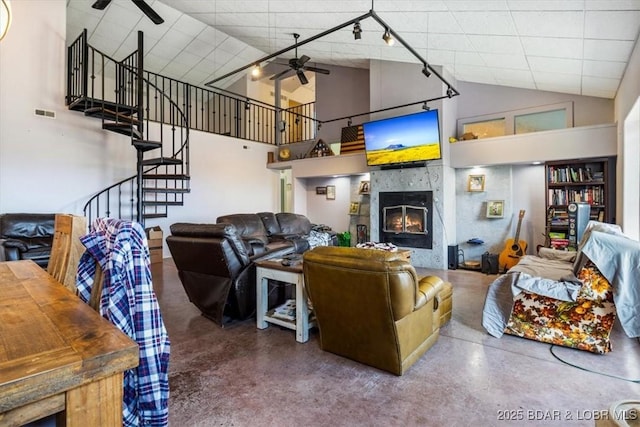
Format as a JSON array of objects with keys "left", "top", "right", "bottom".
[
  {"left": 0, "top": 0, "right": 12, "bottom": 41},
  {"left": 382, "top": 28, "right": 394, "bottom": 46}
]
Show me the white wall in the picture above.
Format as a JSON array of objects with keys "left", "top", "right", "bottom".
[
  {"left": 0, "top": 0, "right": 281, "bottom": 258},
  {"left": 615, "top": 35, "right": 640, "bottom": 235}
]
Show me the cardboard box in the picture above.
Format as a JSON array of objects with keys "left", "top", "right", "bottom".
[
  {"left": 145, "top": 226, "right": 163, "bottom": 264},
  {"left": 146, "top": 226, "right": 163, "bottom": 240}
]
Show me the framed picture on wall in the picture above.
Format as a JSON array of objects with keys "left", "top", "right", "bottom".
[
  {"left": 486, "top": 200, "right": 505, "bottom": 218},
  {"left": 326, "top": 185, "right": 336, "bottom": 200},
  {"left": 349, "top": 202, "right": 360, "bottom": 215},
  {"left": 316, "top": 186, "right": 327, "bottom": 195},
  {"left": 358, "top": 181, "right": 370, "bottom": 194},
  {"left": 468, "top": 175, "right": 485, "bottom": 192}
]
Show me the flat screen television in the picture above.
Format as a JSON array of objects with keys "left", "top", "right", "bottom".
[{"left": 362, "top": 110, "right": 441, "bottom": 167}]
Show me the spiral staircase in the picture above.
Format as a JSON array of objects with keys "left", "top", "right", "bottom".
[{"left": 66, "top": 30, "right": 190, "bottom": 226}]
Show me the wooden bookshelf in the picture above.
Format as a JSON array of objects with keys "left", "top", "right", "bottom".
[{"left": 544, "top": 157, "right": 616, "bottom": 248}]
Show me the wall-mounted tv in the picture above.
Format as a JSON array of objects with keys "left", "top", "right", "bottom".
[{"left": 362, "top": 110, "right": 441, "bottom": 167}]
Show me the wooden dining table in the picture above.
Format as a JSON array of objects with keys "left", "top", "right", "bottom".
[{"left": 0, "top": 260, "right": 139, "bottom": 426}]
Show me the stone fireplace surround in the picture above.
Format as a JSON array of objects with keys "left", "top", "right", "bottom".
[{"left": 370, "top": 163, "right": 451, "bottom": 269}]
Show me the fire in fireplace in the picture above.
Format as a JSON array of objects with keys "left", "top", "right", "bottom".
[{"left": 379, "top": 191, "right": 433, "bottom": 249}]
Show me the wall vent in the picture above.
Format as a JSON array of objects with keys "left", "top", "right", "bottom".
[{"left": 35, "top": 109, "right": 56, "bottom": 118}]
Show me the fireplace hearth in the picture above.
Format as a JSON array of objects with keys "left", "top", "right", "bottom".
[{"left": 379, "top": 191, "right": 433, "bottom": 249}]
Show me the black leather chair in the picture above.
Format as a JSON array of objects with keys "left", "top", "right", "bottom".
[
  {"left": 0, "top": 213, "right": 56, "bottom": 267},
  {"left": 166, "top": 222, "right": 295, "bottom": 326}
]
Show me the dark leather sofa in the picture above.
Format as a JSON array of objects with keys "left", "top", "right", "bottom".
[
  {"left": 167, "top": 212, "right": 336, "bottom": 326},
  {"left": 0, "top": 213, "right": 56, "bottom": 267}
]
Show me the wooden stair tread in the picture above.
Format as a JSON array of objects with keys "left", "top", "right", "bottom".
[
  {"left": 133, "top": 140, "right": 162, "bottom": 152},
  {"left": 102, "top": 123, "right": 142, "bottom": 139},
  {"left": 142, "top": 174, "right": 190, "bottom": 180},
  {"left": 141, "top": 157, "right": 182, "bottom": 166},
  {"left": 143, "top": 187, "right": 190, "bottom": 193}
]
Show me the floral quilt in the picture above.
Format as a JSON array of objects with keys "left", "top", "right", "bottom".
[{"left": 504, "top": 262, "right": 616, "bottom": 354}]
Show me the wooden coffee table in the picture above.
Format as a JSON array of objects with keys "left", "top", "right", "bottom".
[{"left": 255, "top": 258, "right": 315, "bottom": 343}]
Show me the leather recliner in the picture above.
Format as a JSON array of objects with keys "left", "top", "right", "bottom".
[
  {"left": 0, "top": 213, "right": 56, "bottom": 267},
  {"left": 303, "top": 246, "right": 450, "bottom": 376},
  {"left": 166, "top": 222, "right": 296, "bottom": 326}
]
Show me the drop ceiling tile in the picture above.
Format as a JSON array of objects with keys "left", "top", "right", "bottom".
[
  {"left": 428, "top": 34, "right": 474, "bottom": 51},
  {"left": 92, "top": 19, "right": 133, "bottom": 43},
  {"left": 100, "top": 2, "right": 144, "bottom": 29},
  {"left": 581, "top": 87, "right": 617, "bottom": 99},
  {"left": 452, "top": 11, "right": 518, "bottom": 35},
  {"left": 211, "top": 12, "right": 270, "bottom": 28},
  {"left": 466, "top": 35, "right": 523, "bottom": 54},
  {"left": 217, "top": 37, "right": 254, "bottom": 55},
  {"left": 197, "top": 27, "right": 228, "bottom": 46},
  {"left": 586, "top": 0, "right": 640, "bottom": 11},
  {"left": 455, "top": 51, "right": 485, "bottom": 66},
  {"left": 507, "top": 1, "right": 585, "bottom": 11},
  {"left": 160, "top": 0, "right": 217, "bottom": 14},
  {"left": 584, "top": 11, "right": 640, "bottom": 40},
  {"left": 528, "top": 56, "right": 583, "bottom": 74},
  {"left": 480, "top": 53, "right": 529, "bottom": 69},
  {"left": 183, "top": 38, "right": 217, "bottom": 57},
  {"left": 511, "top": 11, "right": 583, "bottom": 38},
  {"left": 87, "top": 33, "right": 123, "bottom": 57},
  {"left": 148, "top": 43, "right": 182, "bottom": 60},
  {"left": 427, "top": 12, "right": 464, "bottom": 34},
  {"left": 583, "top": 60, "right": 626, "bottom": 78},
  {"left": 521, "top": 37, "right": 583, "bottom": 59},
  {"left": 583, "top": 39, "right": 635, "bottom": 62},
  {"left": 158, "top": 30, "right": 196, "bottom": 49},
  {"left": 143, "top": 53, "right": 171, "bottom": 72},
  {"left": 532, "top": 70, "right": 582, "bottom": 86},
  {"left": 144, "top": 1, "right": 183, "bottom": 26},
  {"left": 446, "top": 1, "right": 510, "bottom": 11},
  {"left": 376, "top": 1, "right": 448, "bottom": 12},
  {"left": 536, "top": 82, "right": 582, "bottom": 95},
  {"left": 582, "top": 75, "right": 621, "bottom": 92},
  {"left": 173, "top": 51, "right": 203, "bottom": 68},
  {"left": 428, "top": 49, "right": 456, "bottom": 66},
  {"left": 171, "top": 14, "right": 208, "bottom": 37}
]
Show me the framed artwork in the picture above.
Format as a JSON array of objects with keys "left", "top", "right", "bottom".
[
  {"left": 486, "top": 200, "right": 505, "bottom": 218},
  {"left": 326, "top": 185, "right": 336, "bottom": 200},
  {"left": 356, "top": 224, "right": 368, "bottom": 244},
  {"left": 349, "top": 202, "right": 360, "bottom": 215},
  {"left": 468, "top": 174, "right": 485, "bottom": 192},
  {"left": 316, "top": 186, "right": 327, "bottom": 195},
  {"left": 358, "top": 180, "right": 370, "bottom": 194}
]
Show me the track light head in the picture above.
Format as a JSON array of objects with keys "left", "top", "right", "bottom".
[
  {"left": 382, "top": 28, "right": 394, "bottom": 46},
  {"left": 447, "top": 86, "right": 454, "bottom": 98},
  {"left": 422, "top": 102, "right": 429, "bottom": 111},
  {"left": 422, "top": 66, "right": 431, "bottom": 78},
  {"left": 347, "top": 118, "right": 353, "bottom": 126},
  {"left": 353, "top": 21, "right": 362, "bottom": 40},
  {"left": 251, "top": 64, "right": 261, "bottom": 77}
]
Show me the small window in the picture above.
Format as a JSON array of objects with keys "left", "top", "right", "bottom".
[
  {"left": 463, "top": 118, "right": 506, "bottom": 139},
  {"left": 514, "top": 109, "right": 567, "bottom": 134}
]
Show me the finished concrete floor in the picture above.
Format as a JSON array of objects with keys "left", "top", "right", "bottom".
[{"left": 154, "top": 259, "right": 640, "bottom": 427}]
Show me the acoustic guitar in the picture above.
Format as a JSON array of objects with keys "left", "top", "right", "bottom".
[{"left": 499, "top": 209, "right": 528, "bottom": 272}]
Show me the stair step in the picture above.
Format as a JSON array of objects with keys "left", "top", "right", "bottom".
[
  {"left": 142, "top": 174, "right": 190, "bottom": 181},
  {"left": 142, "top": 213, "right": 168, "bottom": 219},
  {"left": 85, "top": 107, "right": 139, "bottom": 123},
  {"left": 133, "top": 140, "right": 162, "bottom": 152},
  {"left": 103, "top": 123, "right": 142, "bottom": 139},
  {"left": 68, "top": 97, "right": 136, "bottom": 116},
  {"left": 141, "top": 157, "right": 183, "bottom": 166},
  {"left": 143, "top": 187, "right": 191, "bottom": 194},
  {"left": 143, "top": 201, "right": 184, "bottom": 207}
]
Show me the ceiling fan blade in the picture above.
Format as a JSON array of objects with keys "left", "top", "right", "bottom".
[
  {"left": 269, "top": 69, "right": 294, "bottom": 80},
  {"left": 297, "top": 70, "right": 309, "bottom": 85},
  {"left": 303, "top": 66, "right": 330, "bottom": 75},
  {"left": 132, "top": 0, "right": 164, "bottom": 25},
  {"left": 91, "top": 0, "right": 112, "bottom": 10},
  {"left": 295, "top": 55, "right": 311, "bottom": 68}
]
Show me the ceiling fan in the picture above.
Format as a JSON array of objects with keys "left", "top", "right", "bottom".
[
  {"left": 92, "top": 0, "right": 164, "bottom": 25},
  {"left": 269, "top": 33, "right": 330, "bottom": 85}
]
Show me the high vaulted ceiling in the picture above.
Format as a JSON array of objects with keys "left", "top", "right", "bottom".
[{"left": 66, "top": 0, "right": 640, "bottom": 99}]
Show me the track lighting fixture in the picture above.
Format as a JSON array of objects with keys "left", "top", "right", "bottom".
[
  {"left": 347, "top": 118, "right": 353, "bottom": 126},
  {"left": 447, "top": 86, "right": 454, "bottom": 98},
  {"left": 251, "top": 64, "right": 261, "bottom": 77},
  {"left": 382, "top": 28, "right": 394, "bottom": 46},
  {"left": 421, "top": 66, "right": 431, "bottom": 78},
  {"left": 422, "top": 102, "right": 429, "bottom": 111},
  {"left": 317, "top": 123, "right": 322, "bottom": 131},
  {"left": 352, "top": 21, "right": 362, "bottom": 40}
]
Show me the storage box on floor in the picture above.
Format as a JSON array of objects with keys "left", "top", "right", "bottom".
[{"left": 146, "top": 226, "right": 163, "bottom": 264}]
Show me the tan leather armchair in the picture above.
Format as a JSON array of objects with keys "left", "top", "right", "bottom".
[{"left": 303, "top": 246, "right": 448, "bottom": 376}]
